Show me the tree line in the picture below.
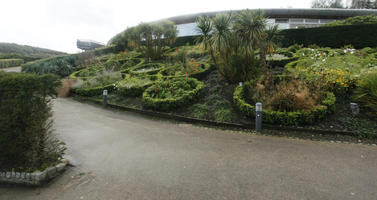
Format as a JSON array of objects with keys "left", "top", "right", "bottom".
[{"left": 311, "top": 0, "right": 377, "bottom": 9}]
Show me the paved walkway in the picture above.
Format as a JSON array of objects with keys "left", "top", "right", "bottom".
[{"left": 1, "top": 98, "right": 377, "bottom": 200}]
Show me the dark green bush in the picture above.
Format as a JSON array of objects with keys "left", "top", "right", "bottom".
[
  {"left": 280, "top": 24, "right": 377, "bottom": 48},
  {"left": 0, "top": 72, "right": 65, "bottom": 171},
  {"left": 142, "top": 77, "right": 204, "bottom": 111},
  {"left": 233, "top": 85, "right": 336, "bottom": 125},
  {"left": 0, "top": 58, "right": 24, "bottom": 68}
]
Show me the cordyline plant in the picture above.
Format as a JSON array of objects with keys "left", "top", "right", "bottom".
[{"left": 195, "top": 9, "right": 280, "bottom": 83}]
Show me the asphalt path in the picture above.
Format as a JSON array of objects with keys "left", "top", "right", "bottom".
[{"left": 1, "top": 98, "right": 377, "bottom": 200}]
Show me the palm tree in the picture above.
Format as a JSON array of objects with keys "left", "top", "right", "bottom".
[
  {"left": 211, "top": 13, "right": 233, "bottom": 59},
  {"left": 261, "top": 24, "right": 280, "bottom": 68},
  {"left": 233, "top": 9, "right": 266, "bottom": 65},
  {"left": 195, "top": 16, "right": 217, "bottom": 67}
]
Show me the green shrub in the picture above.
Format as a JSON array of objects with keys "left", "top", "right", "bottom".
[
  {"left": 116, "top": 76, "right": 155, "bottom": 97},
  {"left": 0, "top": 72, "right": 65, "bottom": 171},
  {"left": 142, "top": 77, "right": 204, "bottom": 111},
  {"left": 353, "top": 71, "right": 377, "bottom": 116},
  {"left": 191, "top": 104, "right": 209, "bottom": 118},
  {"left": 323, "top": 15, "right": 377, "bottom": 27},
  {"left": 0, "top": 58, "right": 24, "bottom": 68},
  {"left": 71, "top": 72, "right": 122, "bottom": 97},
  {"left": 214, "top": 108, "right": 232, "bottom": 122},
  {"left": 233, "top": 85, "right": 336, "bottom": 125},
  {"left": 22, "top": 55, "right": 77, "bottom": 77},
  {"left": 280, "top": 24, "right": 377, "bottom": 48}
]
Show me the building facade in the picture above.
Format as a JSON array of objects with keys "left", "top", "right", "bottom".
[{"left": 160, "top": 8, "right": 377, "bottom": 37}]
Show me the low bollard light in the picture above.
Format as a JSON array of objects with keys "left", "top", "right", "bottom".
[
  {"left": 255, "top": 102, "right": 262, "bottom": 132},
  {"left": 103, "top": 89, "right": 108, "bottom": 106}
]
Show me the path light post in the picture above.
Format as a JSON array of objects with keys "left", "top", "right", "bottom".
[
  {"left": 103, "top": 89, "right": 108, "bottom": 106},
  {"left": 255, "top": 102, "right": 262, "bottom": 132}
]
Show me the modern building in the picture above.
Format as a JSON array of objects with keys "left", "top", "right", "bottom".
[
  {"left": 77, "top": 39, "right": 105, "bottom": 51},
  {"left": 160, "top": 8, "right": 377, "bottom": 37}
]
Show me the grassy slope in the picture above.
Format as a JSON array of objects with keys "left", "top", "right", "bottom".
[{"left": 0, "top": 42, "right": 66, "bottom": 60}]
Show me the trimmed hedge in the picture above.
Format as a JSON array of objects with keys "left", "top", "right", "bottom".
[
  {"left": 70, "top": 83, "right": 117, "bottom": 97},
  {"left": 0, "top": 58, "right": 24, "bottom": 68},
  {"left": 0, "top": 72, "right": 64, "bottom": 171},
  {"left": 129, "top": 63, "right": 164, "bottom": 76},
  {"left": 233, "top": 85, "right": 336, "bottom": 125},
  {"left": 142, "top": 77, "right": 204, "bottom": 111},
  {"left": 119, "top": 58, "right": 145, "bottom": 73},
  {"left": 268, "top": 57, "right": 298, "bottom": 68},
  {"left": 116, "top": 76, "right": 157, "bottom": 97},
  {"left": 160, "top": 63, "right": 213, "bottom": 80},
  {"left": 280, "top": 24, "right": 377, "bottom": 48}
]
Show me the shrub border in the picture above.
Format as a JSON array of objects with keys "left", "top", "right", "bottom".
[
  {"left": 129, "top": 63, "right": 165, "bottom": 76},
  {"left": 70, "top": 83, "right": 117, "bottom": 97},
  {"left": 116, "top": 77, "right": 156, "bottom": 97},
  {"left": 160, "top": 63, "right": 213, "bottom": 80},
  {"left": 142, "top": 77, "right": 204, "bottom": 111},
  {"left": 233, "top": 85, "right": 336, "bottom": 126}
]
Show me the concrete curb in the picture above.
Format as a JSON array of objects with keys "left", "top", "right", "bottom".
[{"left": 0, "top": 159, "right": 69, "bottom": 186}]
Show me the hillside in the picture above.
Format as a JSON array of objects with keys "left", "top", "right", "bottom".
[{"left": 0, "top": 42, "right": 66, "bottom": 62}]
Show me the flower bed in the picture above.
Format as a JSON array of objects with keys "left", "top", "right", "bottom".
[
  {"left": 142, "top": 77, "right": 204, "bottom": 111},
  {"left": 160, "top": 63, "right": 212, "bottom": 80},
  {"left": 233, "top": 85, "right": 336, "bottom": 125},
  {"left": 129, "top": 63, "right": 164, "bottom": 76},
  {"left": 116, "top": 76, "right": 157, "bottom": 97}
]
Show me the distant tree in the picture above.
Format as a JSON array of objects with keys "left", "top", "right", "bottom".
[
  {"left": 350, "top": 0, "right": 377, "bottom": 8},
  {"left": 311, "top": 0, "right": 344, "bottom": 8}
]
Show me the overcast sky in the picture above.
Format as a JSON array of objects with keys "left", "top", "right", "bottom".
[{"left": 1, "top": 0, "right": 312, "bottom": 53}]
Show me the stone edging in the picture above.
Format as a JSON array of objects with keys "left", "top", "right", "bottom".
[{"left": 0, "top": 159, "right": 68, "bottom": 186}]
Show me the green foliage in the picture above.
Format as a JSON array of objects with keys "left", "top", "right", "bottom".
[
  {"left": 71, "top": 72, "right": 122, "bottom": 97},
  {"left": 142, "top": 78, "right": 204, "bottom": 111},
  {"left": 22, "top": 55, "right": 77, "bottom": 77},
  {"left": 0, "top": 72, "right": 65, "bottom": 171},
  {"left": 116, "top": 76, "right": 155, "bottom": 97},
  {"left": 233, "top": 85, "right": 336, "bottom": 125},
  {"left": 0, "top": 58, "right": 24, "bottom": 68},
  {"left": 191, "top": 104, "right": 209, "bottom": 118},
  {"left": 324, "top": 15, "right": 377, "bottom": 27},
  {"left": 196, "top": 9, "right": 279, "bottom": 83},
  {"left": 286, "top": 47, "right": 377, "bottom": 94},
  {"left": 353, "top": 71, "right": 377, "bottom": 116},
  {"left": 21, "top": 46, "right": 119, "bottom": 77},
  {"left": 280, "top": 24, "right": 377, "bottom": 48},
  {"left": 108, "top": 20, "right": 177, "bottom": 60}
]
